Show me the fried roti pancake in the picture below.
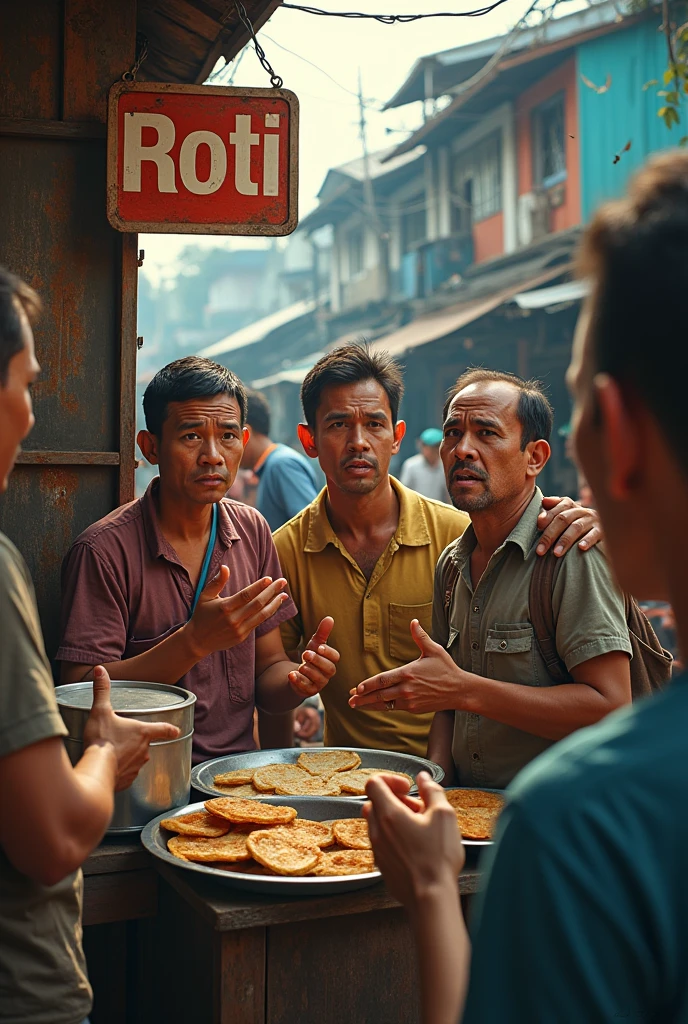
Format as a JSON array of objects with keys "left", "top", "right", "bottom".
[
  {"left": 160, "top": 811, "right": 230, "bottom": 837},
  {"left": 204, "top": 797, "right": 297, "bottom": 825},
  {"left": 167, "top": 833, "right": 251, "bottom": 862},
  {"left": 281, "top": 820, "right": 335, "bottom": 847},
  {"left": 252, "top": 764, "right": 309, "bottom": 792},
  {"left": 337, "top": 769, "right": 414, "bottom": 795},
  {"left": 215, "top": 859, "right": 275, "bottom": 875},
  {"left": 247, "top": 829, "right": 320, "bottom": 876},
  {"left": 312, "top": 850, "right": 376, "bottom": 876},
  {"left": 445, "top": 789, "right": 504, "bottom": 812},
  {"left": 454, "top": 807, "right": 500, "bottom": 840},
  {"left": 274, "top": 774, "right": 343, "bottom": 797},
  {"left": 213, "top": 768, "right": 255, "bottom": 786},
  {"left": 297, "top": 750, "right": 361, "bottom": 777},
  {"left": 332, "top": 818, "right": 371, "bottom": 850},
  {"left": 214, "top": 783, "right": 262, "bottom": 798}
]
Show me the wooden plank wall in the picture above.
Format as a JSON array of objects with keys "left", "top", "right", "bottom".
[{"left": 0, "top": 0, "right": 139, "bottom": 659}]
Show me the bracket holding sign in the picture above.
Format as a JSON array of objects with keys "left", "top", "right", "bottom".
[{"left": 107, "top": 82, "right": 299, "bottom": 236}]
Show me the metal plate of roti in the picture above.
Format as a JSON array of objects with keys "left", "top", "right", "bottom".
[
  {"left": 142, "top": 796, "right": 382, "bottom": 896},
  {"left": 444, "top": 787, "right": 506, "bottom": 846},
  {"left": 191, "top": 747, "right": 444, "bottom": 799}
]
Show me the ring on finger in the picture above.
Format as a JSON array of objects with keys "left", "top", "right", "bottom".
[{"left": 384, "top": 699, "right": 396, "bottom": 712}]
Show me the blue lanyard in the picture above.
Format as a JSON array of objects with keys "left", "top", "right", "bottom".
[{"left": 189, "top": 503, "right": 218, "bottom": 620}]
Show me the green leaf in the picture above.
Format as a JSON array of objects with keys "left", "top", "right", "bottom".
[
  {"left": 680, "top": 136, "right": 688, "bottom": 146},
  {"left": 643, "top": 78, "right": 659, "bottom": 90},
  {"left": 666, "top": 91, "right": 680, "bottom": 104},
  {"left": 664, "top": 67, "right": 676, "bottom": 85},
  {"left": 658, "top": 105, "right": 669, "bottom": 116}
]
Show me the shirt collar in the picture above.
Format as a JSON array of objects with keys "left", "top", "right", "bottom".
[
  {"left": 304, "top": 475, "right": 432, "bottom": 554},
  {"left": 451, "top": 485, "right": 544, "bottom": 568},
  {"left": 141, "top": 478, "right": 240, "bottom": 563}
]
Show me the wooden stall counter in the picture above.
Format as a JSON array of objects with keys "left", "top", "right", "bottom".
[{"left": 136, "top": 860, "right": 482, "bottom": 1024}]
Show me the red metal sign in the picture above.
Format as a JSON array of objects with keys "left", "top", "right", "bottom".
[{"left": 107, "top": 83, "right": 299, "bottom": 235}]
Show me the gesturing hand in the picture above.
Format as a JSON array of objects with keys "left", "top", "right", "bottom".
[
  {"left": 288, "top": 617, "right": 340, "bottom": 698},
  {"left": 185, "top": 565, "right": 290, "bottom": 658},
  {"left": 83, "top": 666, "right": 181, "bottom": 791},
  {"left": 349, "top": 619, "right": 461, "bottom": 714},
  {"left": 364, "top": 772, "right": 465, "bottom": 911}
]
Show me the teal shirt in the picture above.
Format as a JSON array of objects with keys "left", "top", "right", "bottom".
[{"left": 463, "top": 675, "right": 688, "bottom": 1024}]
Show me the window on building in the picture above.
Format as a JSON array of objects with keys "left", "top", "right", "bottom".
[
  {"left": 451, "top": 132, "right": 502, "bottom": 230},
  {"left": 348, "top": 226, "right": 365, "bottom": 276},
  {"left": 401, "top": 194, "right": 427, "bottom": 252},
  {"left": 533, "top": 93, "right": 566, "bottom": 188}
]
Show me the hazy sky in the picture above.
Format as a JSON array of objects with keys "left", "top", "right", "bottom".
[{"left": 141, "top": 0, "right": 538, "bottom": 284}]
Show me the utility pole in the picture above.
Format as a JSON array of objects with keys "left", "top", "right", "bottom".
[{"left": 357, "top": 68, "right": 388, "bottom": 299}]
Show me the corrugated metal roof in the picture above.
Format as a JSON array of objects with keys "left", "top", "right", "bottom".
[
  {"left": 198, "top": 298, "right": 315, "bottom": 358},
  {"left": 370, "top": 265, "right": 570, "bottom": 358},
  {"left": 512, "top": 278, "right": 589, "bottom": 309}
]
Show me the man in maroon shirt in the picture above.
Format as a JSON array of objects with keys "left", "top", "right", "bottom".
[{"left": 57, "top": 357, "right": 339, "bottom": 763}]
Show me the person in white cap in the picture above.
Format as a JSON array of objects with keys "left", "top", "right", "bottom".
[{"left": 399, "top": 427, "right": 450, "bottom": 503}]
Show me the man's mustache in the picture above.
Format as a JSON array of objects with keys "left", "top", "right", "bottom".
[{"left": 450, "top": 462, "right": 489, "bottom": 482}]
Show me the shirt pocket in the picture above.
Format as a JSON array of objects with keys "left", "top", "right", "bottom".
[
  {"left": 126, "top": 622, "right": 184, "bottom": 657},
  {"left": 485, "top": 623, "right": 541, "bottom": 685},
  {"left": 389, "top": 602, "right": 434, "bottom": 662}
]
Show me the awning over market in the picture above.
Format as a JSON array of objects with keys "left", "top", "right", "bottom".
[
  {"left": 370, "top": 264, "right": 571, "bottom": 358},
  {"left": 199, "top": 298, "right": 316, "bottom": 359},
  {"left": 512, "top": 278, "right": 590, "bottom": 310}
]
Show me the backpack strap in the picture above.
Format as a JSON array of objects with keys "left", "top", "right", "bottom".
[{"left": 529, "top": 552, "right": 570, "bottom": 683}]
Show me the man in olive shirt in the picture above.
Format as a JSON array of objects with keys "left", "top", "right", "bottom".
[
  {"left": 351, "top": 369, "right": 631, "bottom": 786},
  {"left": 276, "top": 346, "right": 602, "bottom": 757},
  {"left": 364, "top": 149, "right": 688, "bottom": 1024}
]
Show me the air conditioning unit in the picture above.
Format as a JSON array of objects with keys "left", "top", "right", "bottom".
[{"left": 517, "top": 189, "right": 550, "bottom": 247}]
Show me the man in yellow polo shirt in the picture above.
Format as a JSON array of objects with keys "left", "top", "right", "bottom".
[{"left": 273, "top": 345, "right": 601, "bottom": 757}]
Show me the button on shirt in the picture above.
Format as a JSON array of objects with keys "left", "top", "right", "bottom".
[
  {"left": 56, "top": 480, "right": 297, "bottom": 764},
  {"left": 274, "top": 478, "right": 470, "bottom": 756},
  {"left": 432, "top": 487, "right": 631, "bottom": 789},
  {"left": 255, "top": 443, "right": 318, "bottom": 532}
]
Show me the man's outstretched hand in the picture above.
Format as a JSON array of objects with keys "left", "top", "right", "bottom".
[{"left": 349, "top": 619, "right": 460, "bottom": 714}]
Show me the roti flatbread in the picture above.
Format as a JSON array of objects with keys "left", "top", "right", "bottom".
[
  {"left": 297, "top": 750, "right": 361, "bottom": 777},
  {"left": 213, "top": 768, "right": 255, "bottom": 786},
  {"left": 247, "top": 829, "right": 320, "bottom": 876},
  {"left": 159, "top": 811, "right": 230, "bottom": 838},
  {"left": 281, "top": 819, "right": 335, "bottom": 847},
  {"left": 445, "top": 789, "right": 504, "bottom": 812},
  {"left": 204, "top": 797, "right": 297, "bottom": 825},
  {"left": 312, "top": 850, "right": 376, "bottom": 876},
  {"left": 274, "top": 775, "right": 343, "bottom": 797},
  {"left": 337, "top": 769, "right": 414, "bottom": 795},
  {"left": 167, "top": 832, "right": 251, "bottom": 863},
  {"left": 213, "top": 783, "right": 263, "bottom": 798},
  {"left": 252, "top": 764, "right": 309, "bottom": 792},
  {"left": 331, "top": 818, "right": 371, "bottom": 850}
]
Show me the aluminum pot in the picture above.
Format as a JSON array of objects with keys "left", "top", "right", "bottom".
[{"left": 54, "top": 681, "right": 196, "bottom": 834}]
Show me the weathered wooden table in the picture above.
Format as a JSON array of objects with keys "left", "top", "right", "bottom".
[{"left": 83, "top": 838, "right": 482, "bottom": 1024}]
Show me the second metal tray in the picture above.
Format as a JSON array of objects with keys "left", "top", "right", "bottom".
[{"left": 192, "top": 746, "right": 444, "bottom": 799}]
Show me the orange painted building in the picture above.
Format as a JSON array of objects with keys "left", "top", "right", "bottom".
[
  {"left": 472, "top": 211, "right": 504, "bottom": 263},
  {"left": 515, "top": 57, "right": 581, "bottom": 234}
]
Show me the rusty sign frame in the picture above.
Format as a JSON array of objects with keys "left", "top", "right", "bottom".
[{"left": 106, "top": 82, "right": 299, "bottom": 236}]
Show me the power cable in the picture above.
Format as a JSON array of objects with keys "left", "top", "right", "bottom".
[
  {"left": 261, "top": 32, "right": 384, "bottom": 106},
  {"left": 281, "top": 0, "right": 518, "bottom": 22}
]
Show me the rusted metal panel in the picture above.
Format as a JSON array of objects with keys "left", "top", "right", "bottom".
[
  {"left": 0, "top": 136, "right": 121, "bottom": 451},
  {"left": 119, "top": 234, "right": 139, "bottom": 504},
  {"left": 1, "top": 466, "right": 118, "bottom": 661},
  {"left": 63, "top": 0, "right": 137, "bottom": 122},
  {"left": 0, "top": 2, "right": 62, "bottom": 119},
  {"left": 0, "top": 118, "right": 107, "bottom": 140},
  {"left": 15, "top": 452, "right": 120, "bottom": 465}
]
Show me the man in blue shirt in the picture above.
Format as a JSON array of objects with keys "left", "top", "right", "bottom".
[
  {"left": 364, "top": 151, "right": 688, "bottom": 1023},
  {"left": 241, "top": 388, "right": 318, "bottom": 531}
]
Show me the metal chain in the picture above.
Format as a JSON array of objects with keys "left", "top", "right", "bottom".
[
  {"left": 227, "top": 1, "right": 283, "bottom": 89},
  {"left": 122, "top": 33, "right": 149, "bottom": 82}
]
